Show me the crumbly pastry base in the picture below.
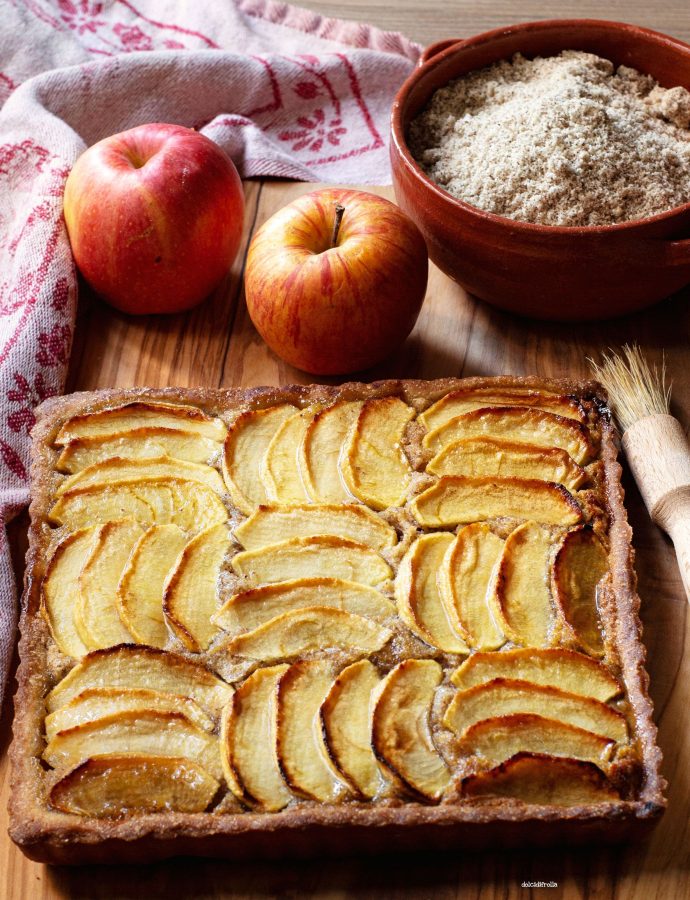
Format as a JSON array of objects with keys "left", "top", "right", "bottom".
[{"left": 9, "top": 377, "right": 666, "bottom": 864}]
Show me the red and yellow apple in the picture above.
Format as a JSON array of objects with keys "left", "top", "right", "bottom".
[
  {"left": 63, "top": 123, "right": 244, "bottom": 315},
  {"left": 244, "top": 188, "right": 428, "bottom": 374}
]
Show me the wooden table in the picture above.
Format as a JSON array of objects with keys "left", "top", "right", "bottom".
[{"left": 2, "top": 2, "right": 690, "bottom": 898}]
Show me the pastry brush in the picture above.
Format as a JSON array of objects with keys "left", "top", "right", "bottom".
[{"left": 589, "top": 344, "right": 690, "bottom": 602}]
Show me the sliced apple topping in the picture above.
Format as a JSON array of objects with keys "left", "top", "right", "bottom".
[
  {"left": 41, "top": 526, "right": 100, "bottom": 658},
  {"left": 117, "top": 524, "right": 187, "bottom": 648},
  {"left": 410, "top": 476, "right": 582, "bottom": 528},
  {"left": 276, "top": 660, "right": 350, "bottom": 802},
  {"left": 427, "top": 437, "right": 587, "bottom": 491},
  {"left": 220, "top": 664, "right": 291, "bottom": 811},
  {"left": 395, "top": 533, "right": 469, "bottom": 654},
  {"left": 552, "top": 527, "right": 608, "bottom": 657},
  {"left": 233, "top": 503, "right": 397, "bottom": 552},
  {"left": 45, "top": 686, "right": 215, "bottom": 742},
  {"left": 460, "top": 752, "right": 620, "bottom": 805},
  {"left": 341, "top": 397, "right": 414, "bottom": 510},
  {"left": 213, "top": 578, "right": 395, "bottom": 636},
  {"left": 56, "top": 455, "right": 225, "bottom": 496},
  {"left": 230, "top": 536, "right": 392, "bottom": 587},
  {"left": 261, "top": 408, "right": 315, "bottom": 504},
  {"left": 320, "top": 659, "right": 383, "bottom": 799},
  {"left": 225, "top": 607, "right": 392, "bottom": 662},
  {"left": 162, "top": 522, "right": 232, "bottom": 652},
  {"left": 222, "top": 405, "right": 297, "bottom": 515},
  {"left": 46, "top": 645, "right": 233, "bottom": 714},
  {"left": 48, "top": 755, "right": 220, "bottom": 816},
  {"left": 55, "top": 401, "right": 227, "bottom": 445},
  {"left": 451, "top": 648, "right": 622, "bottom": 702},
  {"left": 300, "top": 400, "right": 362, "bottom": 502},
  {"left": 371, "top": 659, "right": 449, "bottom": 801},
  {"left": 419, "top": 388, "right": 585, "bottom": 432},
  {"left": 437, "top": 523, "right": 505, "bottom": 650},
  {"left": 422, "top": 407, "right": 595, "bottom": 465},
  {"left": 444, "top": 678, "right": 628, "bottom": 743},
  {"left": 43, "top": 709, "right": 223, "bottom": 780},
  {"left": 56, "top": 427, "right": 222, "bottom": 474},
  {"left": 456, "top": 713, "right": 615, "bottom": 768}
]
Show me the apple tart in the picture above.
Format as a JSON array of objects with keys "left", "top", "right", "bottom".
[{"left": 10, "top": 379, "right": 665, "bottom": 863}]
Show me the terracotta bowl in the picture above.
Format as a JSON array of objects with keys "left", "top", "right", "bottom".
[{"left": 390, "top": 19, "right": 690, "bottom": 320}]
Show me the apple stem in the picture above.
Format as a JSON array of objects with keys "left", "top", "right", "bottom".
[{"left": 331, "top": 203, "right": 345, "bottom": 248}]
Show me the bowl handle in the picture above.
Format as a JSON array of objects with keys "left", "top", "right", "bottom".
[
  {"left": 666, "top": 237, "right": 690, "bottom": 265},
  {"left": 418, "top": 38, "right": 465, "bottom": 67}
]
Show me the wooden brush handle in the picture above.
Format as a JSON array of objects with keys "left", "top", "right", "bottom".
[{"left": 622, "top": 414, "right": 690, "bottom": 602}]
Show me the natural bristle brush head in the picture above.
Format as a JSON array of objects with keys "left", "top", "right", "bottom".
[{"left": 588, "top": 344, "right": 671, "bottom": 432}]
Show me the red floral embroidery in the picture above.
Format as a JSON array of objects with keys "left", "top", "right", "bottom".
[
  {"left": 36, "top": 322, "right": 72, "bottom": 367},
  {"left": 7, "top": 372, "right": 51, "bottom": 437},
  {"left": 278, "top": 109, "right": 347, "bottom": 153},
  {"left": 0, "top": 439, "right": 27, "bottom": 481},
  {"left": 56, "top": 0, "right": 105, "bottom": 35},
  {"left": 295, "top": 81, "right": 319, "bottom": 100},
  {"left": 114, "top": 22, "right": 153, "bottom": 51}
]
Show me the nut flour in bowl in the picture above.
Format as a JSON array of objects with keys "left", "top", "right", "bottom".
[{"left": 408, "top": 50, "right": 690, "bottom": 227}]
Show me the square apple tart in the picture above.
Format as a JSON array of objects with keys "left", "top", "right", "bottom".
[{"left": 9, "top": 378, "right": 665, "bottom": 863}]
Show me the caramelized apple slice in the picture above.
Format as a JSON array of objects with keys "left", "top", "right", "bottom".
[
  {"left": 41, "top": 526, "right": 100, "bottom": 658},
  {"left": 261, "top": 408, "right": 315, "bottom": 504},
  {"left": 341, "top": 397, "right": 414, "bottom": 509},
  {"left": 395, "top": 533, "right": 469, "bottom": 654},
  {"left": 427, "top": 437, "right": 587, "bottom": 491},
  {"left": 320, "top": 659, "right": 383, "bottom": 799},
  {"left": 552, "top": 527, "right": 608, "bottom": 657},
  {"left": 300, "top": 400, "right": 362, "bottom": 502},
  {"left": 55, "top": 401, "right": 227, "bottom": 445},
  {"left": 419, "top": 388, "right": 585, "bottom": 431},
  {"left": 162, "top": 522, "right": 231, "bottom": 652},
  {"left": 371, "top": 659, "right": 449, "bottom": 801},
  {"left": 117, "top": 524, "right": 187, "bottom": 647},
  {"left": 56, "top": 455, "right": 225, "bottom": 497},
  {"left": 451, "top": 648, "right": 622, "bottom": 702},
  {"left": 221, "top": 664, "right": 291, "bottom": 811},
  {"left": 230, "top": 535, "right": 391, "bottom": 587},
  {"left": 276, "top": 660, "right": 350, "bottom": 802},
  {"left": 46, "top": 645, "right": 233, "bottom": 714},
  {"left": 213, "top": 578, "right": 395, "bottom": 635},
  {"left": 48, "top": 755, "right": 220, "bottom": 816},
  {"left": 225, "top": 607, "right": 392, "bottom": 662},
  {"left": 456, "top": 713, "right": 615, "bottom": 768},
  {"left": 411, "top": 476, "right": 582, "bottom": 527},
  {"left": 460, "top": 752, "right": 620, "bottom": 805},
  {"left": 423, "top": 407, "right": 595, "bottom": 464},
  {"left": 56, "top": 427, "right": 221, "bottom": 473},
  {"left": 44, "top": 709, "right": 224, "bottom": 780},
  {"left": 233, "top": 503, "right": 397, "bottom": 552},
  {"left": 444, "top": 678, "right": 627, "bottom": 743},
  {"left": 437, "top": 523, "right": 504, "bottom": 650},
  {"left": 222, "top": 405, "right": 296, "bottom": 514},
  {"left": 45, "top": 686, "right": 215, "bottom": 741},
  {"left": 74, "top": 519, "right": 144, "bottom": 650}
]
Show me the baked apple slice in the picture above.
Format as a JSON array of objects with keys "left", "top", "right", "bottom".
[
  {"left": 56, "top": 455, "right": 224, "bottom": 497},
  {"left": 451, "top": 648, "right": 622, "bottom": 702},
  {"left": 46, "top": 645, "right": 233, "bottom": 714},
  {"left": 371, "top": 659, "right": 449, "bottom": 801},
  {"left": 213, "top": 578, "right": 395, "bottom": 636},
  {"left": 260, "top": 408, "right": 315, "bottom": 504},
  {"left": 320, "top": 659, "right": 383, "bottom": 799},
  {"left": 162, "top": 522, "right": 232, "bottom": 652},
  {"left": 220, "top": 664, "right": 292, "bottom": 811},
  {"left": 233, "top": 503, "right": 397, "bottom": 552},
  {"left": 117, "top": 524, "right": 187, "bottom": 647},
  {"left": 55, "top": 401, "right": 227, "bottom": 444},
  {"left": 411, "top": 476, "right": 582, "bottom": 527},
  {"left": 230, "top": 535, "right": 392, "bottom": 587},
  {"left": 300, "top": 400, "right": 362, "bottom": 502},
  {"left": 48, "top": 754, "right": 220, "bottom": 816},
  {"left": 395, "top": 533, "right": 469, "bottom": 654},
  {"left": 444, "top": 678, "right": 628, "bottom": 743},
  {"left": 427, "top": 437, "right": 587, "bottom": 491},
  {"left": 419, "top": 388, "right": 585, "bottom": 431},
  {"left": 276, "top": 660, "right": 350, "bottom": 802},
  {"left": 221, "top": 405, "right": 296, "bottom": 514},
  {"left": 552, "top": 526, "right": 608, "bottom": 657},
  {"left": 437, "top": 523, "right": 504, "bottom": 650}
]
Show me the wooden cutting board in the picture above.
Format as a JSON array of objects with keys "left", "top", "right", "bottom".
[{"left": 1, "top": 182, "right": 688, "bottom": 899}]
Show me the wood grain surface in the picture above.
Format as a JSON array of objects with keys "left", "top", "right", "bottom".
[{"left": 2, "top": 1, "right": 690, "bottom": 897}]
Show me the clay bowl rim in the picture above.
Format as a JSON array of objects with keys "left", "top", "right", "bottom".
[{"left": 391, "top": 17, "right": 690, "bottom": 236}]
